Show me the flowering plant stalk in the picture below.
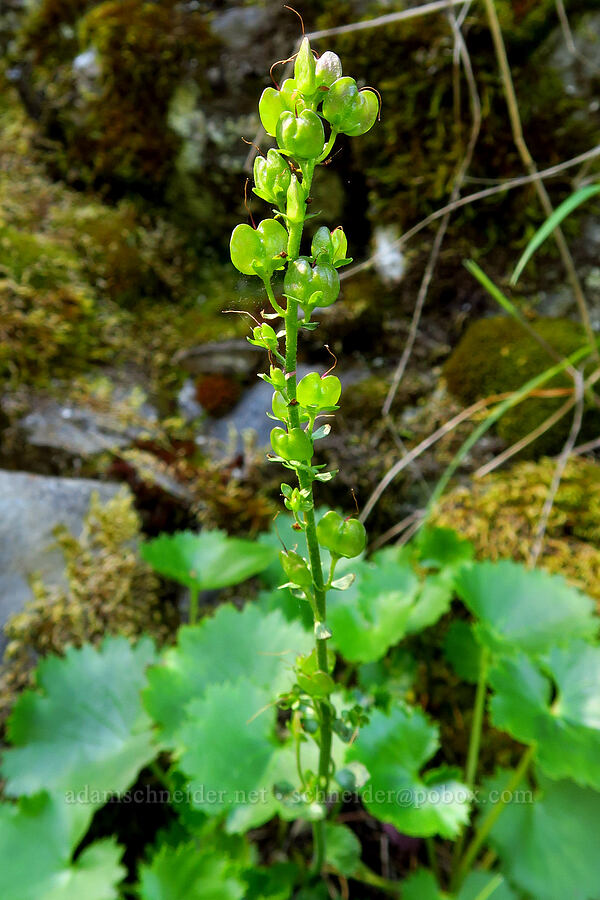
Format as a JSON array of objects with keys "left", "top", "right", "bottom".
[{"left": 230, "top": 35, "right": 378, "bottom": 870}]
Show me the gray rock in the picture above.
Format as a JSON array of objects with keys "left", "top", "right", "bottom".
[
  {"left": 211, "top": 5, "right": 270, "bottom": 53},
  {"left": 15, "top": 388, "right": 158, "bottom": 460},
  {"left": 543, "top": 12, "right": 600, "bottom": 100},
  {"left": 0, "top": 472, "right": 126, "bottom": 657}
]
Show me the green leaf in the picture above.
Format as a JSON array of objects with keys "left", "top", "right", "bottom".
[
  {"left": 174, "top": 680, "right": 281, "bottom": 830},
  {"left": 483, "top": 771, "right": 600, "bottom": 900},
  {"left": 489, "top": 643, "right": 600, "bottom": 788},
  {"left": 414, "top": 526, "right": 474, "bottom": 569},
  {"left": 405, "top": 570, "right": 455, "bottom": 635},
  {"left": 402, "top": 868, "right": 516, "bottom": 900},
  {"left": 457, "top": 871, "right": 517, "bottom": 900},
  {"left": 138, "top": 841, "right": 245, "bottom": 900},
  {"left": 347, "top": 703, "right": 471, "bottom": 838},
  {"left": 144, "top": 604, "right": 311, "bottom": 743},
  {"left": 328, "top": 553, "right": 419, "bottom": 663},
  {"left": 401, "top": 869, "right": 442, "bottom": 900},
  {"left": 443, "top": 621, "right": 483, "bottom": 684},
  {"left": 324, "top": 823, "right": 361, "bottom": 876},
  {"left": 2, "top": 637, "right": 157, "bottom": 799},
  {"left": 140, "top": 530, "right": 277, "bottom": 592},
  {"left": 455, "top": 561, "right": 597, "bottom": 656},
  {"left": 511, "top": 184, "right": 600, "bottom": 285},
  {"left": 243, "top": 863, "right": 299, "bottom": 899},
  {"left": 0, "top": 793, "right": 125, "bottom": 900}
]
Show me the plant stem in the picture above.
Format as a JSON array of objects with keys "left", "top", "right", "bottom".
[
  {"left": 189, "top": 587, "right": 199, "bottom": 625},
  {"left": 426, "top": 836, "right": 441, "bottom": 884},
  {"left": 451, "top": 646, "right": 490, "bottom": 877},
  {"left": 453, "top": 745, "right": 535, "bottom": 889},
  {"left": 283, "top": 164, "right": 332, "bottom": 875}
]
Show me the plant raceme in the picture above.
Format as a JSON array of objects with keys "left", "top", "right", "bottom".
[
  {"left": 229, "top": 35, "right": 376, "bottom": 874},
  {"left": 4, "top": 35, "right": 600, "bottom": 900}
]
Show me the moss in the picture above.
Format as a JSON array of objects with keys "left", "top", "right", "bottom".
[
  {"left": 443, "top": 316, "right": 599, "bottom": 456},
  {"left": 0, "top": 489, "right": 178, "bottom": 724},
  {"left": 433, "top": 456, "right": 600, "bottom": 601},
  {"left": 17, "top": 0, "right": 219, "bottom": 189}
]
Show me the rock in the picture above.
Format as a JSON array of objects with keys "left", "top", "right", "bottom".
[
  {"left": 10, "top": 382, "right": 158, "bottom": 464},
  {"left": 173, "top": 338, "right": 261, "bottom": 377},
  {"left": 543, "top": 12, "right": 600, "bottom": 101},
  {"left": 211, "top": 4, "right": 271, "bottom": 54},
  {"left": 372, "top": 225, "right": 406, "bottom": 286},
  {"left": 0, "top": 472, "right": 125, "bottom": 657}
]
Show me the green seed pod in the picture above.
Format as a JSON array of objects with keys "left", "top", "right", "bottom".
[
  {"left": 258, "top": 87, "right": 290, "bottom": 136},
  {"left": 322, "top": 77, "right": 378, "bottom": 137},
  {"left": 276, "top": 109, "right": 325, "bottom": 160},
  {"left": 297, "top": 372, "right": 341, "bottom": 411},
  {"left": 249, "top": 323, "right": 279, "bottom": 351},
  {"left": 316, "top": 510, "right": 366, "bottom": 558},
  {"left": 280, "top": 549, "right": 313, "bottom": 590},
  {"left": 253, "top": 149, "right": 291, "bottom": 207},
  {"left": 230, "top": 219, "right": 288, "bottom": 278},
  {"left": 284, "top": 257, "right": 340, "bottom": 316},
  {"left": 311, "top": 226, "right": 334, "bottom": 263},
  {"left": 315, "top": 51, "right": 342, "bottom": 88},
  {"left": 271, "top": 426, "right": 313, "bottom": 462},
  {"left": 286, "top": 175, "right": 307, "bottom": 225},
  {"left": 294, "top": 36, "right": 317, "bottom": 96}
]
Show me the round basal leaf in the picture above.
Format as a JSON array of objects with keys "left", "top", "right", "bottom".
[
  {"left": 174, "top": 680, "right": 279, "bottom": 830},
  {"left": 443, "top": 620, "right": 483, "bottom": 684},
  {"left": 324, "top": 823, "right": 361, "bottom": 876},
  {"left": 347, "top": 703, "right": 471, "bottom": 838},
  {"left": 243, "top": 863, "right": 299, "bottom": 900},
  {"left": 482, "top": 770, "right": 600, "bottom": 900},
  {"left": 413, "top": 527, "right": 474, "bottom": 570},
  {"left": 143, "top": 603, "right": 311, "bottom": 743},
  {"left": 0, "top": 793, "right": 125, "bottom": 900},
  {"left": 140, "top": 530, "right": 276, "bottom": 592},
  {"left": 489, "top": 643, "right": 600, "bottom": 788},
  {"left": 455, "top": 561, "right": 597, "bottom": 656},
  {"left": 327, "top": 553, "right": 419, "bottom": 663},
  {"left": 138, "top": 841, "right": 245, "bottom": 900},
  {"left": 2, "top": 637, "right": 157, "bottom": 799},
  {"left": 405, "top": 569, "right": 455, "bottom": 635}
]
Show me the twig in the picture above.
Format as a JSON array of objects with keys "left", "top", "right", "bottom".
[
  {"left": 305, "top": 0, "right": 470, "bottom": 41},
  {"left": 382, "top": 0, "right": 481, "bottom": 415},
  {"left": 341, "top": 145, "right": 600, "bottom": 281},
  {"left": 482, "top": 0, "right": 595, "bottom": 356},
  {"left": 474, "top": 369, "right": 600, "bottom": 478},
  {"left": 529, "top": 368, "right": 585, "bottom": 566},
  {"left": 572, "top": 435, "right": 600, "bottom": 456},
  {"left": 555, "top": 0, "right": 600, "bottom": 73}
]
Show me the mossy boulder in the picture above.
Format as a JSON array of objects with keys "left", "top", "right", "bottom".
[
  {"left": 433, "top": 456, "right": 600, "bottom": 602},
  {"left": 443, "top": 315, "right": 599, "bottom": 456}
]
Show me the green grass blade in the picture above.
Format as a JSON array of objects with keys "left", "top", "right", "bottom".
[{"left": 511, "top": 184, "right": 600, "bottom": 285}]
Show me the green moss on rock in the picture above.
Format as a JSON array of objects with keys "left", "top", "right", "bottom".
[
  {"left": 443, "top": 315, "right": 599, "bottom": 456},
  {"left": 434, "top": 456, "right": 600, "bottom": 602}
]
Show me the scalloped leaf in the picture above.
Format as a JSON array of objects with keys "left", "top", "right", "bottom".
[
  {"left": 414, "top": 526, "right": 474, "bottom": 570},
  {"left": 138, "top": 841, "right": 245, "bottom": 900},
  {"left": 0, "top": 793, "right": 125, "bottom": 900},
  {"left": 2, "top": 637, "right": 157, "bottom": 799},
  {"left": 347, "top": 703, "right": 471, "bottom": 838},
  {"left": 141, "top": 530, "right": 277, "bottom": 592},
  {"left": 327, "top": 552, "right": 419, "bottom": 663},
  {"left": 443, "top": 620, "right": 483, "bottom": 684},
  {"left": 173, "top": 680, "right": 287, "bottom": 832},
  {"left": 455, "top": 561, "right": 597, "bottom": 656},
  {"left": 489, "top": 643, "right": 600, "bottom": 788},
  {"left": 324, "top": 822, "right": 361, "bottom": 876},
  {"left": 144, "top": 604, "right": 312, "bottom": 743},
  {"left": 482, "top": 770, "right": 600, "bottom": 900}
]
